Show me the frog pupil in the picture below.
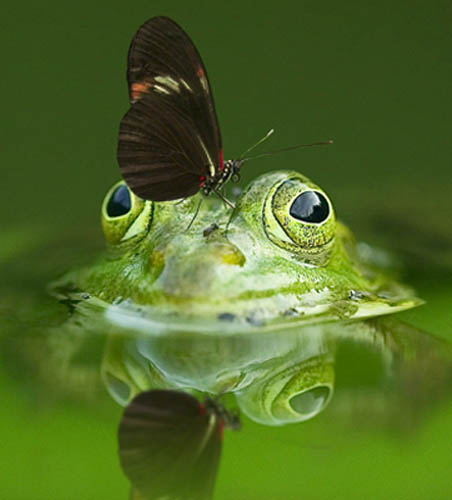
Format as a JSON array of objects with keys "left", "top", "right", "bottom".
[
  {"left": 107, "top": 185, "right": 131, "bottom": 217},
  {"left": 289, "top": 191, "right": 329, "bottom": 223}
]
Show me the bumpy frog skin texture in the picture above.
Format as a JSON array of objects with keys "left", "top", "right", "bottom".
[{"left": 56, "top": 170, "right": 420, "bottom": 328}]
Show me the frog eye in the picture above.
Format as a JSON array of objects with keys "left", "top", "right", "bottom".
[
  {"left": 263, "top": 177, "right": 336, "bottom": 262},
  {"left": 106, "top": 184, "right": 132, "bottom": 217},
  {"left": 101, "top": 181, "right": 153, "bottom": 244},
  {"left": 289, "top": 190, "right": 330, "bottom": 223}
]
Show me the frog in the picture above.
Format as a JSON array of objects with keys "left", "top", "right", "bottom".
[
  {"left": 52, "top": 169, "right": 421, "bottom": 333},
  {"left": 47, "top": 168, "right": 428, "bottom": 426}
]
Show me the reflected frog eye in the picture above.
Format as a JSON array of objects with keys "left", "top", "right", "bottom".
[
  {"left": 101, "top": 181, "right": 153, "bottom": 245},
  {"left": 235, "top": 352, "right": 334, "bottom": 425},
  {"left": 289, "top": 386, "right": 332, "bottom": 416},
  {"left": 263, "top": 176, "right": 336, "bottom": 262}
]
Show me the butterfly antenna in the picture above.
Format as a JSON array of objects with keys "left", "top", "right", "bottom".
[
  {"left": 239, "top": 129, "right": 275, "bottom": 160},
  {"left": 242, "top": 139, "right": 333, "bottom": 162},
  {"left": 184, "top": 196, "right": 204, "bottom": 233}
]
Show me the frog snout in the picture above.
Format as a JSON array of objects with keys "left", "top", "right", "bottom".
[{"left": 155, "top": 241, "right": 245, "bottom": 299}]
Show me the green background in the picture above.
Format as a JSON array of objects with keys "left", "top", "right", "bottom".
[
  {"left": 2, "top": 1, "right": 452, "bottom": 499},
  {"left": 4, "top": 0, "right": 452, "bottom": 240}
]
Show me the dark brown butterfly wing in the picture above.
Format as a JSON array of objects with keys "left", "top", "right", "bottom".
[
  {"left": 118, "top": 92, "right": 211, "bottom": 201},
  {"left": 118, "top": 16, "right": 222, "bottom": 201},
  {"left": 127, "top": 16, "right": 220, "bottom": 141},
  {"left": 118, "top": 390, "right": 222, "bottom": 500}
]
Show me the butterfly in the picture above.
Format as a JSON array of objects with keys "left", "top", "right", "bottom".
[
  {"left": 118, "top": 389, "right": 240, "bottom": 500},
  {"left": 117, "top": 16, "right": 242, "bottom": 203}
]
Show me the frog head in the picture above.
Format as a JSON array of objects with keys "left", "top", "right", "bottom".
[{"left": 61, "top": 170, "right": 420, "bottom": 330}]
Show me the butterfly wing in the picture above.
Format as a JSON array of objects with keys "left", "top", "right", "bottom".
[
  {"left": 118, "top": 16, "right": 222, "bottom": 201},
  {"left": 118, "top": 92, "right": 213, "bottom": 201},
  {"left": 118, "top": 390, "right": 222, "bottom": 500}
]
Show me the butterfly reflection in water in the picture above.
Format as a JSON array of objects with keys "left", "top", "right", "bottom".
[{"left": 118, "top": 390, "right": 240, "bottom": 500}]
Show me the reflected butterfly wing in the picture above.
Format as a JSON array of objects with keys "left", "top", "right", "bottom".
[{"left": 118, "top": 390, "right": 222, "bottom": 500}]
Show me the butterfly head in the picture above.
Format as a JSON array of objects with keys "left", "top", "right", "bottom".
[{"left": 225, "top": 159, "right": 243, "bottom": 184}]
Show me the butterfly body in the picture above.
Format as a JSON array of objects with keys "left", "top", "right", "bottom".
[{"left": 200, "top": 158, "right": 242, "bottom": 196}]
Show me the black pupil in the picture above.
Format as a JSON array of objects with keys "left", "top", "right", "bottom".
[
  {"left": 107, "top": 185, "right": 131, "bottom": 217},
  {"left": 289, "top": 191, "right": 329, "bottom": 223}
]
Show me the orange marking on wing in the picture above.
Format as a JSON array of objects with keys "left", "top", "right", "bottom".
[
  {"left": 130, "top": 81, "right": 153, "bottom": 102},
  {"left": 196, "top": 66, "right": 205, "bottom": 78}
]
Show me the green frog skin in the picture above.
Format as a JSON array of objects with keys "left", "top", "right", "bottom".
[{"left": 54, "top": 170, "right": 420, "bottom": 329}]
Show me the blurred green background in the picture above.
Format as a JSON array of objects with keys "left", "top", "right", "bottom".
[
  {"left": 2, "top": 1, "right": 452, "bottom": 499},
  {"left": 3, "top": 0, "right": 452, "bottom": 240}
]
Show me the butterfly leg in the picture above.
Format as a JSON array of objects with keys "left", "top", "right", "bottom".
[
  {"left": 184, "top": 196, "right": 204, "bottom": 233},
  {"left": 213, "top": 189, "right": 235, "bottom": 209}
]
